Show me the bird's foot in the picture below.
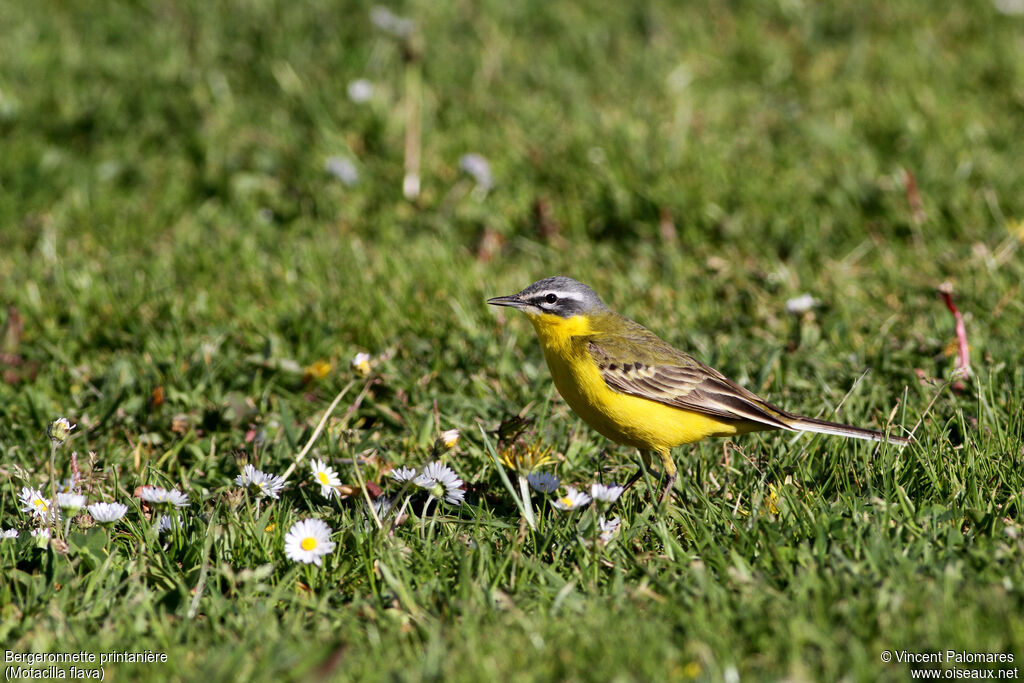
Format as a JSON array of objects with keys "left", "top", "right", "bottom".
[{"left": 657, "top": 471, "right": 678, "bottom": 506}]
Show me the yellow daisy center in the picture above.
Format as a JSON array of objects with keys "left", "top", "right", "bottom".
[
  {"left": 317, "top": 472, "right": 329, "bottom": 484},
  {"left": 34, "top": 499, "right": 48, "bottom": 510},
  {"left": 300, "top": 537, "right": 318, "bottom": 551},
  {"left": 559, "top": 497, "right": 572, "bottom": 507}
]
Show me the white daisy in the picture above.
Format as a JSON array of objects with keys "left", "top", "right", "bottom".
[
  {"left": 363, "top": 496, "right": 398, "bottom": 530},
  {"left": 552, "top": 487, "right": 591, "bottom": 511},
  {"left": 56, "top": 474, "right": 78, "bottom": 494},
  {"left": 235, "top": 464, "right": 286, "bottom": 499},
  {"left": 138, "top": 486, "right": 190, "bottom": 508},
  {"left": 390, "top": 466, "right": 418, "bottom": 483},
  {"left": 284, "top": 518, "right": 335, "bottom": 566},
  {"left": 88, "top": 502, "right": 128, "bottom": 524},
  {"left": 165, "top": 489, "right": 190, "bottom": 508},
  {"left": 253, "top": 476, "right": 286, "bottom": 499},
  {"left": 31, "top": 528, "right": 51, "bottom": 538},
  {"left": 527, "top": 472, "right": 560, "bottom": 494},
  {"left": 459, "top": 153, "right": 494, "bottom": 190},
  {"left": 414, "top": 461, "right": 465, "bottom": 505},
  {"left": 310, "top": 459, "right": 341, "bottom": 498},
  {"left": 20, "top": 487, "right": 58, "bottom": 521},
  {"left": 441, "top": 484, "right": 466, "bottom": 506},
  {"left": 412, "top": 461, "right": 445, "bottom": 488},
  {"left": 590, "top": 483, "right": 624, "bottom": 504},
  {"left": 598, "top": 516, "right": 621, "bottom": 543},
  {"left": 325, "top": 156, "right": 359, "bottom": 186},
  {"left": 438, "top": 429, "right": 460, "bottom": 450},
  {"left": 155, "top": 515, "right": 182, "bottom": 534},
  {"left": 1, "top": 529, "right": 18, "bottom": 539},
  {"left": 785, "top": 294, "right": 820, "bottom": 314},
  {"left": 347, "top": 78, "right": 374, "bottom": 103},
  {"left": 371, "top": 495, "right": 395, "bottom": 519},
  {"left": 57, "top": 492, "right": 87, "bottom": 510},
  {"left": 369, "top": 6, "right": 414, "bottom": 38},
  {"left": 235, "top": 464, "right": 257, "bottom": 487}
]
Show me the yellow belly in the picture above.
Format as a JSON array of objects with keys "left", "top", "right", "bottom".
[{"left": 530, "top": 314, "right": 745, "bottom": 452}]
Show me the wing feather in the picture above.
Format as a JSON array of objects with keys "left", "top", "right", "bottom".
[{"left": 585, "top": 320, "right": 792, "bottom": 431}]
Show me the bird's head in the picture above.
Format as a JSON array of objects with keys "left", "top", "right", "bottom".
[{"left": 487, "top": 276, "right": 608, "bottom": 320}]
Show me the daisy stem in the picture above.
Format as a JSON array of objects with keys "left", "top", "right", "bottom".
[
  {"left": 351, "top": 451, "right": 382, "bottom": 531},
  {"left": 478, "top": 424, "right": 536, "bottom": 530},
  {"left": 426, "top": 497, "right": 442, "bottom": 546},
  {"left": 280, "top": 380, "right": 356, "bottom": 482},
  {"left": 402, "top": 42, "right": 422, "bottom": 200},
  {"left": 390, "top": 495, "right": 412, "bottom": 535},
  {"left": 48, "top": 439, "right": 61, "bottom": 537},
  {"left": 517, "top": 475, "right": 536, "bottom": 530},
  {"left": 187, "top": 507, "right": 217, "bottom": 619}
]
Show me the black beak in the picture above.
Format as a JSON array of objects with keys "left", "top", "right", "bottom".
[{"left": 486, "top": 294, "right": 526, "bottom": 309}]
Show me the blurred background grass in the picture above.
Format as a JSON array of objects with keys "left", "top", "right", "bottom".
[{"left": 1, "top": 0, "right": 1023, "bottom": 679}]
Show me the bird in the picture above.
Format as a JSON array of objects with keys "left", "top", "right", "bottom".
[{"left": 487, "top": 276, "right": 911, "bottom": 504}]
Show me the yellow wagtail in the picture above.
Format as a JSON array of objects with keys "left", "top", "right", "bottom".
[{"left": 487, "top": 276, "right": 911, "bottom": 503}]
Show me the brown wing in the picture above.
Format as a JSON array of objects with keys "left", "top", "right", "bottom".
[{"left": 585, "top": 319, "right": 793, "bottom": 430}]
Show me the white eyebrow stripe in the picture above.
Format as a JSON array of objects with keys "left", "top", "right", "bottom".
[{"left": 541, "top": 291, "right": 584, "bottom": 301}]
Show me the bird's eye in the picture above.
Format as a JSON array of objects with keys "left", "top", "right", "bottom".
[{"left": 545, "top": 293, "right": 558, "bottom": 304}]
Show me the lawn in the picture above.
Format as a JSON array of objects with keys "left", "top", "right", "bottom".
[{"left": 1, "top": 0, "right": 1023, "bottom": 680}]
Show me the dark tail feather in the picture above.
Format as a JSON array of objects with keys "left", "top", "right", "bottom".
[{"left": 785, "top": 415, "right": 912, "bottom": 446}]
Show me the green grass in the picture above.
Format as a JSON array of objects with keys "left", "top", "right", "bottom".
[{"left": 2, "top": 0, "right": 1024, "bottom": 680}]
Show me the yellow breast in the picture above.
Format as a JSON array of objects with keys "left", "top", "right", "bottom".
[{"left": 527, "top": 313, "right": 743, "bottom": 452}]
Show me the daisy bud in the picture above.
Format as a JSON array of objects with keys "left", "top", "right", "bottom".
[
  {"left": 351, "top": 352, "right": 371, "bottom": 377},
  {"left": 47, "top": 417, "right": 76, "bottom": 445},
  {"left": 437, "top": 429, "right": 460, "bottom": 450}
]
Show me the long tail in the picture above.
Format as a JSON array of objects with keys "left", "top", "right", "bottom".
[{"left": 784, "top": 415, "right": 912, "bottom": 446}]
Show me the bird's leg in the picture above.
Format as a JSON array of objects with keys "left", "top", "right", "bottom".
[
  {"left": 622, "top": 450, "right": 653, "bottom": 492},
  {"left": 656, "top": 449, "right": 677, "bottom": 505},
  {"left": 621, "top": 468, "right": 644, "bottom": 492}
]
